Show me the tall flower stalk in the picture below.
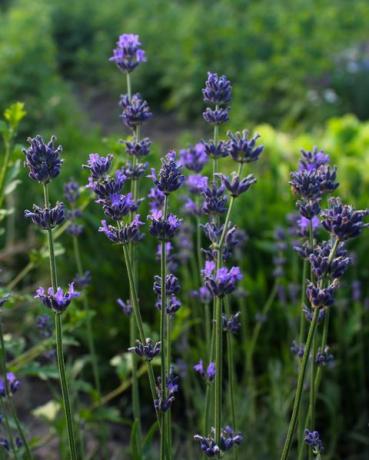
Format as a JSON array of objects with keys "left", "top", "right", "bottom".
[
  {"left": 23, "top": 135, "right": 79, "bottom": 459},
  {"left": 280, "top": 148, "right": 368, "bottom": 460}
]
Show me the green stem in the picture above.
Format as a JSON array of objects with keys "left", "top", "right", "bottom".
[
  {"left": 72, "top": 236, "right": 100, "bottom": 396},
  {"left": 43, "top": 184, "right": 78, "bottom": 460},
  {"left": 225, "top": 297, "right": 237, "bottom": 460},
  {"left": 280, "top": 309, "right": 319, "bottom": 460},
  {"left": 0, "top": 138, "right": 12, "bottom": 208}
]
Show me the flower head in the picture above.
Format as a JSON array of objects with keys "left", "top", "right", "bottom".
[
  {"left": 193, "top": 360, "right": 216, "bottom": 382},
  {"left": 202, "top": 182, "right": 227, "bottom": 215},
  {"left": 97, "top": 192, "right": 138, "bottom": 220},
  {"left": 217, "top": 172, "right": 256, "bottom": 197},
  {"left": 179, "top": 143, "right": 208, "bottom": 172},
  {"left": 219, "top": 426, "right": 243, "bottom": 451},
  {"left": 88, "top": 170, "right": 126, "bottom": 200},
  {"left": 0, "top": 373, "right": 20, "bottom": 397},
  {"left": 84, "top": 153, "right": 113, "bottom": 180},
  {"left": 67, "top": 223, "right": 84, "bottom": 237},
  {"left": 222, "top": 312, "right": 241, "bottom": 334},
  {"left": 203, "top": 107, "right": 229, "bottom": 125},
  {"left": 306, "top": 280, "right": 339, "bottom": 309},
  {"left": 148, "top": 187, "right": 165, "bottom": 211},
  {"left": 117, "top": 298, "right": 132, "bottom": 316},
  {"left": 322, "top": 197, "right": 369, "bottom": 241},
  {"left": 299, "top": 147, "right": 330, "bottom": 172},
  {"left": 194, "top": 434, "right": 220, "bottom": 457},
  {"left": 73, "top": 271, "right": 92, "bottom": 289},
  {"left": 124, "top": 138, "right": 151, "bottom": 157},
  {"left": 128, "top": 338, "right": 160, "bottom": 360},
  {"left": 291, "top": 340, "right": 305, "bottom": 358},
  {"left": 109, "top": 33, "right": 146, "bottom": 72},
  {"left": 35, "top": 283, "right": 80, "bottom": 313},
  {"left": 227, "top": 131, "right": 264, "bottom": 163},
  {"left": 120, "top": 93, "right": 152, "bottom": 128},
  {"left": 202, "top": 72, "right": 232, "bottom": 106},
  {"left": 202, "top": 140, "right": 228, "bottom": 159},
  {"left": 187, "top": 175, "right": 208, "bottom": 194},
  {"left": 23, "top": 135, "right": 63, "bottom": 183},
  {"left": 99, "top": 216, "right": 144, "bottom": 244},
  {"left": 153, "top": 274, "right": 180, "bottom": 296},
  {"left": 150, "top": 151, "right": 184, "bottom": 194},
  {"left": 202, "top": 261, "right": 243, "bottom": 297},
  {"left": 25, "top": 203, "right": 65, "bottom": 230},
  {"left": 304, "top": 429, "right": 324, "bottom": 454},
  {"left": 148, "top": 210, "right": 181, "bottom": 240}
]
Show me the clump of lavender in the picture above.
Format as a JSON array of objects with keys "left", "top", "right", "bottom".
[
  {"left": 280, "top": 148, "right": 369, "bottom": 460},
  {"left": 23, "top": 135, "right": 79, "bottom": 459}
]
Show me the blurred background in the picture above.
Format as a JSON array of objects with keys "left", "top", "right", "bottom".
[{"left": 1, "top": 0, "right": 369, "bottom": 458}]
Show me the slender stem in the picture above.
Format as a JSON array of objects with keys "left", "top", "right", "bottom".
[
  {"left": 43, "top": 184, "right": 78, "bottom": 460},
  {"left": 121, "top": 245, "right": 161, "bottom": 427},
  {"left": 225, "top": 297, "right": 237, "bottom": 460},
  {"left": 8, "top": 394, "right": 33, "bottom": 460},
  {"left": 0, "top": 138, "right": 12, "bottom": 208},
  {"left": 72, "top": 236, "right": 100, "bottom": 396},
  {"left": 280, "top": 309, "right": 319, "bottom": 460}
]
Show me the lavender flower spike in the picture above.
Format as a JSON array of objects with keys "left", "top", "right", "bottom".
[
  {"left": 148, "top": 210, "right": 182, "bottom": 240},
  {"left": 194, "top": 434, "right": 221, "bottom": 457},
  {"left": 227, "top": 130, "right": 264, "bottom": 163},
  {"left": 129, "top": 338, "right": 161, "bottom": 360},
  {"left": 203, "top": 72, "right": 232, "bottom": 106},
  {"left": 83, "top": 153, "right": 113, "bottom": 180},
  {"left": 23, "top": 135, "right": 63, "bottom": 183},
  {"left": 25, "top": 203, "right": 65, "bottom": 230},
  {"left": 120, "top": 93, "right": 152, "bottom": 128},
  {"left": 217, "top": 172, "right": 256, "bottom": 197},
  {"left": 149, "top": 151, "right": 185, "bottom": 194},
  {"left": 99, "top": 215, "right": 144, "bottom": 244},
  {"left": 35, "top": 283, "right": 80, "bottom": 313},
  {"left": 202, "top": 261, "right": 243, "bottom": 297},
  {"left": 0, "top": 372, "right": 21, "bottom": 397},
  {"left": 109, "top": 33, "right": 146, "bottom": 72}
]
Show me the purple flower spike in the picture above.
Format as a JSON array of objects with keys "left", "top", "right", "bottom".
[
  {"left": 148, "top": 210, "right": 181, "bottom": 240},
  {"left": 217, "top": 172, "right": 256, "bottom": 197},
  {"left": 202, "top": 140, "right": 228, "bottom": 159},
  {"left": 125, "top": 138, "right": 151, "bottom": 157},
  {"left": 64, "top": 180, "right": 80, "bottom": 203},
  {"left": 203, "top": 107, "right": 229, "bottom": 125},
  {"left": 109, "top": 33, "right": 146, "bottom": 73},
  {"left": 153, "top": 274, "right": 180, "bottom": 296},
  {"left": 227, "top": 130, "right": 264, "bottom": 164},
  {"left": 35, "top": 283, "right": 80, "bottom": 313},
  {"left": 194, "top": 359, "right": 216, "bottom": 382},
  {"left": 179, "top": 143, "right": 208, "bottom": 172},
  {"left": 202, "top": 182, "right": 227, "bottom": 215},
  {"left": 99, "top": 215, "right": 144, "bottom": 244},
  {"left": 25, "top": 203, "right": 65, "bottom": 230},
  {"left": 88, "top": 170, "right": 126, "bottom": 200},
  {"left": 220, "top": 426, "right": 243, "bottom": 451},
  {"left": 120, "top": 93, "right": 152, "bottom": 128},
  {"left": 203, "top": 72, "right": 232, "bottom": 106},
  {"left": 0, "top": 372, "right": 21, "bottom": 397},
  {"left": 73, "top": 271, "right": 92, "bottom": 289},
  {"left": 202, "top": 262, "right": 243, "bottom": 297},
  {"left": 322, "top": 197, "right": 369, "bottom": 241},
  {"left": 23, "top": 135, "right": 63, "bottom": 183},
  {"left": 290, "top": 340, "right": 305, "bottom": 358},
  {"left": 97, "top": 192, "right": 139, "bottom": 220},
  {"left": 194, "top": 434, "right": 221, "bottom": 457},
  {"left": 222, "top": 312, "right": 241, "bottom": 334},
  {"left": 148, "top": 187, "right": 165, "bottom": 211},
  {"left": 306, "top": 280, "right": 339, "bottom": 309},
  {"left": 128, "top": 338, "right": 160, "bottom": 360},
  {"left": 304, "top": 429, "right": 324, "bottom": 454},
  {"left": 84, "top": 153, "right": 113, "bottom": 180},
  {"left": 150, "top": 151, "right": 185, "bottom": 194},
  {"left": 299, "top": 147, "right": 330, "bottom": 172},
  {"left": 117, "top": 298, "right": 132, "bottom": 316}
]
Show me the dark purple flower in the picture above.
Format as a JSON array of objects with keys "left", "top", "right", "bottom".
[
  {"left": 148, "top": 210, "right": 181, "bottom": 240},
  {"left": 303, "top": 305, "right": 326, "bottom": 323},
  {"left": 316, "top": 346, "right": 334, "bottom": 366},
  {"left": 88, "top": 170, "right": 126, "bottom": 200},
  {"left": 120, "top": 93, "right": 152, "bottom": 128},
  {"left": 153, "top": 274, "right": 180, "bottom": 296},
  {"left": 0, "top": 372, "right": 21, "bottom": 397},
  {"left": 202, "top": 221, "right": 223, "bottom": 243},
  {"left": 299, "top": 147, "right": 330, "bottom": 172},
  {"left": 35, "top": 283, "right": 80, "bottom": 313},
  {"left": 202, "top": 182, "right": 227, "bottom": 215},
  {"left": 219, "top": 426, "right": 243, "bottom": 451},
  {"left": 148, "top": 187, "right": 165, "bottom": 211},
  {"left": 222, "top": 312, "right": 241, "bottom": 334},
  {"left": 227, "top": 131, "right": 264, "bottom": 163},
  {"left": 296, "top": 215, "right": 320, "bottom": 237},
  {"left": 322, "top": 197, "right": 369, "bottom": 241},
  {"left": 67, "top": 223, "right": 84, "bottom": 237},
  {"left": 97, "top": 192, "right": 138, "bottom": 220},
  {"left": 306, "top": 280, "right": 339, "bottom": 309},
  {"left": 217, "top": 173, "right": 256, "bottom": 197},
  {"left": 304, "top": 429, "right": 324, "bottom": 454},
  {"left": 99, "top": 215, "right": 144, "bottom": 244},
  {"left": 179, "top": 143, "right": 208, "bottom": 172},
  {"left": 202, "top": 261, "right": 243, "bottom": 297},
  {"left": 290, "top": 340, "right": 305, "bottom": 358},
  {"left": 84, "top": 153, "right": 113, "bottom": 180},
  {"left": 125, "top": 138, "right": 151, "bottom": 157},
  {"left": 23, "top": 135, "right": 63, "bottom": 183},
  {"left": 36, "top": 315, "right": 52, "bottom": 338},
  {"left": 187, "top": 175, "right": 208, "bottom": 194},
  {"left": 202, "top": 140, "right": 228, "bottom": 159},
  {"left": 149, "top": 151, "right": 184, "bottom": 194},
  {"left": 296, "top": 199, "right": 321, "bottom": 219},
  {"left": 203, "top": 107, "right": 229, "bottom": 125},
  {"left": 193, "top": 360, "right": 216, "bottom": 382},
  {"left": 25, "top": 203, "right": 65, "bottom": 230},
  {"left": 109, "top": 33, "right": 146, "bottom": 72},
  {"left": 203, "top": 72, "right": 232, "bottom": 106},
  {"left": 117, "top": 298, "right": 132, "bottom": 316},
  {"left": 122, "top": 161, "right": 148, "bottom": 181},
  {"left": 128, "top": 338, "right": 160, "bottom": 360},
  {"left": 64, "top": 180, "right": 80, "bottom": 203},
  {"left": 309, "top": 242, "right": 351, "bottom": 280},
  {"left": 155, "top": 294, "right": 181, "bottom": 315},
  {"left": 194, "top": 434, "right": 220, "bottom": 457}
]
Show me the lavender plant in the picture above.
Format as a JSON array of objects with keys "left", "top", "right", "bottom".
[{"left": 24, "top": 135, "right": 80, "bottom": 459}]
